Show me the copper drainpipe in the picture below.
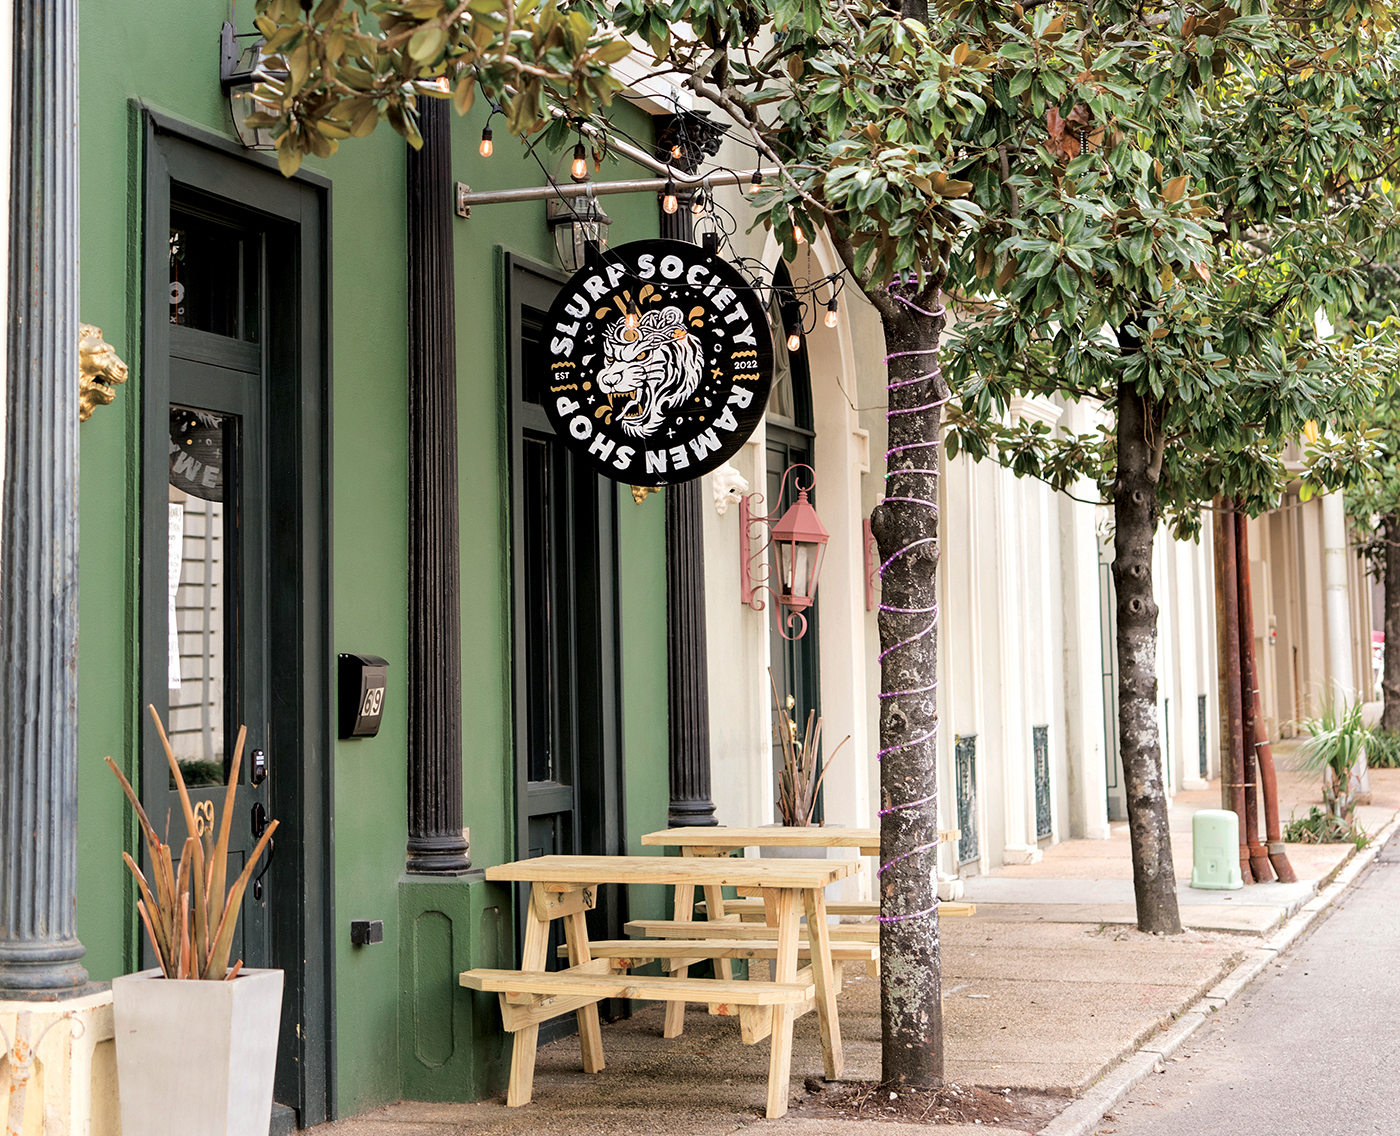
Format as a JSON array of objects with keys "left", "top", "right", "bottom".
[
  {"left": 1236, "top": 509, "right": 1297, "bottom": 882},
  {"left": 1218, "top": 502, "right": 1254, "bottom": 883},
  {"left": 1235, "top": 505, "right": 1274, "bottom": 882}
]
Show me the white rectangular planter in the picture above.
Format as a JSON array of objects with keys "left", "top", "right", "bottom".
[{"left": 112, "top": 967, "right": 283, "bottom": 1136}]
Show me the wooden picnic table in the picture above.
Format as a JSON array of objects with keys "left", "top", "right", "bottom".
[
  {"left": 638, "top": 826, "right": 973, "bottom": 928},
  {"left": 460, "top": 853, "right": 860, "bottom": 1119},
  {"left": 640, "top": 825, "right": 960, "bottom": 858}
]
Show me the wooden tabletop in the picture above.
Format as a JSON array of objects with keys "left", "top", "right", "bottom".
[
  {"left": 641, "top": 827, "right": 960, "bottom": 849},
  {"left": 483, "top": 854, "right": 860, "bottom": 889},
  {"left": 642, "top": 826, "right": 876, "bottom": 849}
]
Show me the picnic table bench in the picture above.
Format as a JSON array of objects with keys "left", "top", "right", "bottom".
[{"left": 459, "top": 854, "right": 860, "bottom": 1119}]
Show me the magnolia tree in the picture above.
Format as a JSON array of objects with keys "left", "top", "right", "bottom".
[
  {"left": 250, "top": 0, "right": 1399, "bottom": 1078},
  {"left": 1342, "top": 266, "right": 1400, "bottom": 729},
  {"left": 931, "top": 1, "right": 1399, "bottom": 927},
  {"left": 252, "top": 0, "right": 1001, "bottom": 1086},
  {"left": 1347, "top": 393, "right": 1400, "bottom": 728}
]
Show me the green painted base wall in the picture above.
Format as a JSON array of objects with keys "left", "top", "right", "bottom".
[{"left": 398, "top": 876, "right": 513, "bottom": 1101}]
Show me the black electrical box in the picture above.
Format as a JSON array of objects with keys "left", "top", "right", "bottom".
[
  {"left": 338, "top": 653, "right": 389, "bottom": 739},
  {"left": 350, "top": 919, "right": 384, "bottom": 946}
]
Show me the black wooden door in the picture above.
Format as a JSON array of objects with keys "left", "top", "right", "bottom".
[
  {"left": 141, "top": 119, "right": 334, "bottom": 1128},
  {"left": 156, "top": 207, "right": 274, "bottom": 969}
]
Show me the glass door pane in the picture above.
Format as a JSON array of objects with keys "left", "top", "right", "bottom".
[{"left": 168, "top": 405, "right": 240, "bottom": 786}]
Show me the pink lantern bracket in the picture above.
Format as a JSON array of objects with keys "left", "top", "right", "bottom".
[{"left": 738, "top": 464, "right": 830, "bottom": 641}]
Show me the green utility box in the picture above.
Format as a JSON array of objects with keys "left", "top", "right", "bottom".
[{"left": 1190, "top": 809, "right": 1244, "bottom": 890}]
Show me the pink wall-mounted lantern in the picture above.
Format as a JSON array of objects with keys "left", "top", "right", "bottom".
[{"left": 739, "top": 464, "right": 830, "bottom": 640}]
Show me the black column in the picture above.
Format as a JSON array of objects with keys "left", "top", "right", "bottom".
[
  {"left": 666, "top": 479, "right": 717, "bottom": 827},
  {"left": 0, "top": 0, "right": 90, "bottom": 997},
  {"left": 405, "top": 100, "right": 471, "bottom": 874},
  {"left": 656, "top": 114, "right": 721, "bottom": 827}
]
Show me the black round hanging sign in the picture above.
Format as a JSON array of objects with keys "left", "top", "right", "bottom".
[{"left": 539, "top": 238, "right": 773, "bottom": 486}]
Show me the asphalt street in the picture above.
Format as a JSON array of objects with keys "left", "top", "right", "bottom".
[{"left": 1102, "top": 831, "right": 1400, "bottom": 1136}]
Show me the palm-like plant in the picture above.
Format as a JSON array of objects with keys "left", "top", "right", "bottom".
[
  {"left": 1296, "top": 698, "right": 1371, "bottom": 822},
  {"left": 769, "top": 670, "right": 849, "bottom": 828},
  {"left": 107, "top": 705, "right": 279, "bottom": 980}
]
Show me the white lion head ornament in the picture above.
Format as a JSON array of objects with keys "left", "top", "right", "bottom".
[{"left": 595, "top": 305, "right": 705, "bottom": 439}]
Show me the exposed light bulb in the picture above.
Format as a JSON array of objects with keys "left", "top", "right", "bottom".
[
  {"left": 748, "top": 171, "right": 763, "bottom": 195},
  {"left": 671, "top": 144, "right": 683, "bottom": 159},
  {"left": 571, "top": 142, "right": 588, "bottom": 181},
  {"left": 691, "top": 191, "right": 706, "bottom": 216},
  {"left": 825, "top": 298, "right": 839, "bottom": 328},
  {"left": 479, "top": 126, "right": 493, "bottom": 158},
  {"left": 625, "top": 304, "right": 641, "bottom": 331},
  {"left": 793, "top": 221, "right": 806, "bottom": 244},
  {"left": 662, "top": 180, "right": 678, "bottom": 214},
  {"left": 787, "top": 330, "right": 802, "bottom": 352}
]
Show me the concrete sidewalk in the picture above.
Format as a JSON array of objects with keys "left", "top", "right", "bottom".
[
  {"left": 962, "top": 766, "right": 1400, "bottom": 936},
  {"left": 316, "top": 922, "right": 1243, "bottom": 1136},
  {"left": 312, "top": 768, "right": 1397, "bottom": 1135}
]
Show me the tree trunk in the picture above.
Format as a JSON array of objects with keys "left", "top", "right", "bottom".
[
  {"left": 1112, "top": 382, "right": 1182, "bottom": 934},
  {"left": 1217, "top": 503, "right": 1253, "bottom": 884},
  {"left": 870, "top": 302, "right": 945, "bottom": 1088},
  {"left": 1383, "top": 513, "right": 1400, "bottom": 733}
]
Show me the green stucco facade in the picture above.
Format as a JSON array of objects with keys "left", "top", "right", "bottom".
[{"left": 73, "top": 2, "right": 670, "bottom": 1121}]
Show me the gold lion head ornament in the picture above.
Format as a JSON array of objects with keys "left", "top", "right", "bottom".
[{"left": 79, "top": 324, "right": 129, "bottom": 421}]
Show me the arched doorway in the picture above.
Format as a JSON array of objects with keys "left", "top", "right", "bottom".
[{"left": 766, "top": 265, "right": 822, "bottom": 817}]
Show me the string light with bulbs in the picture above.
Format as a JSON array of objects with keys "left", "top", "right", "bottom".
[
  {"left": 871, "top": 282, "right": 951, "bottom": 927},
  {"left": 490, "top": 92, "right": 850, "bottom": 357}
]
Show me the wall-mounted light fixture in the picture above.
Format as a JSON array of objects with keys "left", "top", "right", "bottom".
[
  {"left": 739, "top": 464, "right": 830, "bottom": 640},
  {"left": 220, "top": 21, "right": 286, "bottom": 150},
  {"left": 545, "top": 188, "right": 611, "bottom": 275}
]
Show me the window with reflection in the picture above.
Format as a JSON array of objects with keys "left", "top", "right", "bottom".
[
  {"left": 169, "top": 210, "right": 260, "bottom": 341},
  {"left": 168, "top": 405, "right": 239, "bottom": 786}
]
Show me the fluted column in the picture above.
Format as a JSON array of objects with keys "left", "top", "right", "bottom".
[
  {"left": 666, "top": 479, "right": 717, "bottom": 827},
  {"left": 0, "top": 0, "right": 90, "bottom": 998},
  {"left": 405, "top": 100, "right": 470, "bottom": 874}
]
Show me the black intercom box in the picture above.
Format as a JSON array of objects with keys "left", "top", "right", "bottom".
[{"left": 338, "top": 653, "right": 389, "bottom": 739}]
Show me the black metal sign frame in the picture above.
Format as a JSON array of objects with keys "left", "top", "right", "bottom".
[{"left": 538, "top": 239, "right": 773, "bottom": 486}]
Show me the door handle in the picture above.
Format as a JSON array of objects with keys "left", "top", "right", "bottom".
[
  {"left": 250, "top": 748, "right": 267, "bottom": 786},
  {"left": 251, "top": 801, "right": 275, "bottom": 901}
]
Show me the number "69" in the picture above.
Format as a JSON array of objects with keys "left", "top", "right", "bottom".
[{"left": 360, "top": 686, "right": 384, "bottom": 718}]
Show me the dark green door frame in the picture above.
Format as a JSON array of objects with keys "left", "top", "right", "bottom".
[{"left": 139, "top": 109, "right": 336, "bottom": 1127}]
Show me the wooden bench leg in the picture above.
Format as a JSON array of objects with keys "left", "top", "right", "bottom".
[
  {"left": 766, "top": 888, "right": 800, "bottom": 1119},
  {"left": 803, "top": 887, "right": 844, "bottom": 1081},
  {"left": 563, "top": 908, "right": 606, "bottom": 1074},
  {"left": 702, "top": 884, "right": 737, "bottom": 1015},
  {"left": 506, "top": 893, "right": 552, "bottom": 1106},
  {"left": 663, "top": 882, "right": 695, "bottom": 1039}
]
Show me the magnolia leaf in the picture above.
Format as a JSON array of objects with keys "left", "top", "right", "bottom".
[
  {"left": 453, "top": 76, "right": 476, "bottom": 115},
  {"left": 1162, "top": 176, "right": 1187, "bottom": 204},
  {"left": 408, "top": 26, "right": 447, "bottom": 62},
  {"left": 595, "top": 40, "right": 633, "bottom": 64}
]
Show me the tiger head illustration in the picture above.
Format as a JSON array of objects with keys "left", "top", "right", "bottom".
[{"left": 595, "top": 306, "right": 705, "bottom": 439}]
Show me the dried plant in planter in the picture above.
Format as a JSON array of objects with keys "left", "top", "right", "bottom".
[
  {"left": 770, "top": 669, "right": 850, "bottom": 827},
  {"left": 106, "top": 705, "right": 279, "bottom": 980}
]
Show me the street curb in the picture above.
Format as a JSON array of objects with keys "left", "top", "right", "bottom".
[{"left": 1035, "top": 814, "right": 1400, "bottom": 1136}]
